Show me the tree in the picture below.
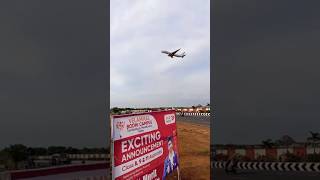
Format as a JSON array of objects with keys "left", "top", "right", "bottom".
[
  {"left": 65, "top": 147, "right": 79, "bottom": 154},
  {"left": 281, "top": 135, "right": 296, "bottom": 145},
  {"left": 276, "top": 135, "right": 296, "bottom": 153},
  {"left": 27, "top": 147, "right": 47, "bottom": 156},
  {"left": 48, "top": 146, "right": 67, "bottom": 155},
  {"left": 3, "top": 144, "right": 28, "bottom": 169},
  {"left": 111, "top": 107, "right": 121, "bottom": 114},
  {"left": 261, "top": 139, "right": 274, "bottom": 148},
  {"left": 0, "top": 149, "right": 13, "bottom": 169},
  {"left": 307, "top": 131, "right": 320, "bottom": 154}
]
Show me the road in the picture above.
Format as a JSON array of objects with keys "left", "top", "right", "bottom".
[
  {"left": 213, "top": 168, "right": 320, "bottom": 180},
  {"left": 176, "top": 115, "right": 210, "bottom": 126}
]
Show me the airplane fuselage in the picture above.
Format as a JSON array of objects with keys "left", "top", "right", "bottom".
[{"left": 161, "top": 49, "right": 186, "bottom": 58}]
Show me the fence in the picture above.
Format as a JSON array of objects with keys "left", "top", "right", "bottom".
[{"left": 176, "top": 112, "right": 210, "bottom": 116}]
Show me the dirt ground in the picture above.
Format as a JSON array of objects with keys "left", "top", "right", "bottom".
[{"left": 166, "top": 121, "right": 210, "bottom": 180}]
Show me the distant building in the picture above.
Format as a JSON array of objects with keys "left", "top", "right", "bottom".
[{"left": 175, "top": 105, "right": 210, "bottom": 113}]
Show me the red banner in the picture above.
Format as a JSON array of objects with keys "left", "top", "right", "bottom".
[{"left": 111, "top": 110, "right": 180, "bottom": 180}]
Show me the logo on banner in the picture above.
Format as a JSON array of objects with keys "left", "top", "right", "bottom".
[
  {"left": 127, "top": 115, "right": 154, "bottom": 133},
  {"left": 113, "top": 115, "right": 159, "bottom": 140},
  {"left": 164, "top": 114, "right": 175, "bottom": 125},
  {"left": 116, "top": 121, "right": 125, "bottom": 131}
]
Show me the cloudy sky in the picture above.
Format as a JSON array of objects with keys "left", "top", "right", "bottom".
[
  {"left": 0, "top": 1, "right": 108, "bottom": 148},
  {"left": 110, "top": 0, "right": 210, "bottom": 108},
  {"left": 213, "top": 0, "right": 320, "bottom": 144}
]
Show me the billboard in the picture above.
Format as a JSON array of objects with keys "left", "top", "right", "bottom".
[{"left": 111, "top": 110, "right": 180, "bottom": 180}]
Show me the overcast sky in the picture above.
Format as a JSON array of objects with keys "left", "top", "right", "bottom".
[
  {"left": 0, "top": 1, "right": 108, "bottom": 148},
  {"left": 110, "top": 0, "right": 210, "bottom": 108},
  {"left": 213, "top": 0, "right": 320, "bottom": 144}
]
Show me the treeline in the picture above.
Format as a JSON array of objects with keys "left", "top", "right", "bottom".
[
  {"left": 0, "top": 144, "right": 109, "bottom": 159},
  {"left": 110, "top": 107, "right": 135, "bottom": 114},
  {"left": 110, "top": 103, "right": 211, "bottom": 114},
  {"left": 0, "top": 144, "right": 110, "bottom": 170}
]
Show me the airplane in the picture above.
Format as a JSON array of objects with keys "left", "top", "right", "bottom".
[{"left": 161, "top": 48, "right": 186, "bottom": 58}]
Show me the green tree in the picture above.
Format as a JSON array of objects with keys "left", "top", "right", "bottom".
[
  {"left": 65, "top": 147, "right": 79, "bottom": 154},
  {"left": 3, "top": 144, "right": 28, "bottom": 169},
  {"left": 111, "top": 107, "right": 121, "bottom": 114},
  {"left": 27, "top": 147, "right": 48, "bottom": 156},
  {"left": 261, "top": 139, "right": 274, "bottom": 148},
  {"left": 307, "top": 131, "right": 320, "bottom": 154},
  {"left": 276, "top": 135, "right": 296, "bottom": 153},
  {"left": 48, "top": 146, "right": 67, "bottom": 155}
]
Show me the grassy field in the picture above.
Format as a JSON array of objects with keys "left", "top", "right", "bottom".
[{"left": 167, "top": 121, "right": 210, "bottom": 180}]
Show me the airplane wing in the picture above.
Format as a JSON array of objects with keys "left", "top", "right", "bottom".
[
  {"left": 161, "top": 50, "right": 170, "bottom": 54},
  {"left": 171, "top": 48, "right": 181, "bottom": 55}
]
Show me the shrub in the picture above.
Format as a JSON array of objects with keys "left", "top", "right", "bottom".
[
  {"left": 307, "top": 154, "right": 320, "bottom": 162},
  {"left": 285, "top": 153, "right": 303, "bottom": 162},
  {"left": 214, "top": 154, "right": 228, "bottom": 161}
]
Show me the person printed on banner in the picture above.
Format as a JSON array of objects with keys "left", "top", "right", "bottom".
[{"left": 162, "top": 136, "right": 180, "bottom": 180}]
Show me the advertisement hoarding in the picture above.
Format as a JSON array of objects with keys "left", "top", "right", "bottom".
[{"left": 111, "top": 110, "right": 179, "bottom": 180}]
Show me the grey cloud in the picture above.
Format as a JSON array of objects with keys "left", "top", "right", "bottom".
[
  {"left": 213, "top": 0, "right": 320, "bottom": 144},
  {"left": 0, "top": 1, "right": 108, "bottom": 148}
]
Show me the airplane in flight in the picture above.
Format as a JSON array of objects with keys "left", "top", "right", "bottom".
[{"left": 161, "top": 48, "right": 186, "bottom": 58}]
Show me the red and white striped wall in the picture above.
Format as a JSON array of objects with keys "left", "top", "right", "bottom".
[{"left": 215, "top": 146, "right": 320, "bottom": 160}]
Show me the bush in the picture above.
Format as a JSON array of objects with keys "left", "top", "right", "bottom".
[
  {"left": 285, "top": 153, "right": 304, "bottom": 162},
  {"left": 307, "top": 154, "right": 320, "bottom": 162},
  {"left": 241, "top": 156, "right": 253, "bottom": 161},
  {"left": 214, "top": 154, "right": 228, "bottom": 161}
]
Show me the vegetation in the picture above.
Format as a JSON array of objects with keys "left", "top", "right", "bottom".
[
  {"left": 307, "top": 131, "right": 320, "bottom": 154},
  {"left": 110, "top": 104, "right": 211, "bottom": 115},
  {"left": 0, "top": 144, "right": 109, "bottom": 170},
  {"left": 307, "top": 154, "right": 320, "bottom": 162},
  {"left": 110, "top": 107, "right": 122, "bottom": 114},
  {"left": 286, "top": 153, "right": 304, "bottom": 162},
  {"left": 1, "top": 144, "right": 28, "bottom": 169},
  {"left": 261, "top": 139, "right": 274, "bottom": 148},
  {"left": 214, "top": 132, "right": 320, "bottom": 162}
]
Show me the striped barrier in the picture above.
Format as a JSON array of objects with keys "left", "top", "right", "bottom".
[
  {"left": 176, "top": 112, "right": 210, "bottom": 116},
  {"left": 212, "top": 161, "right": 320, "bottom": 172}
]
